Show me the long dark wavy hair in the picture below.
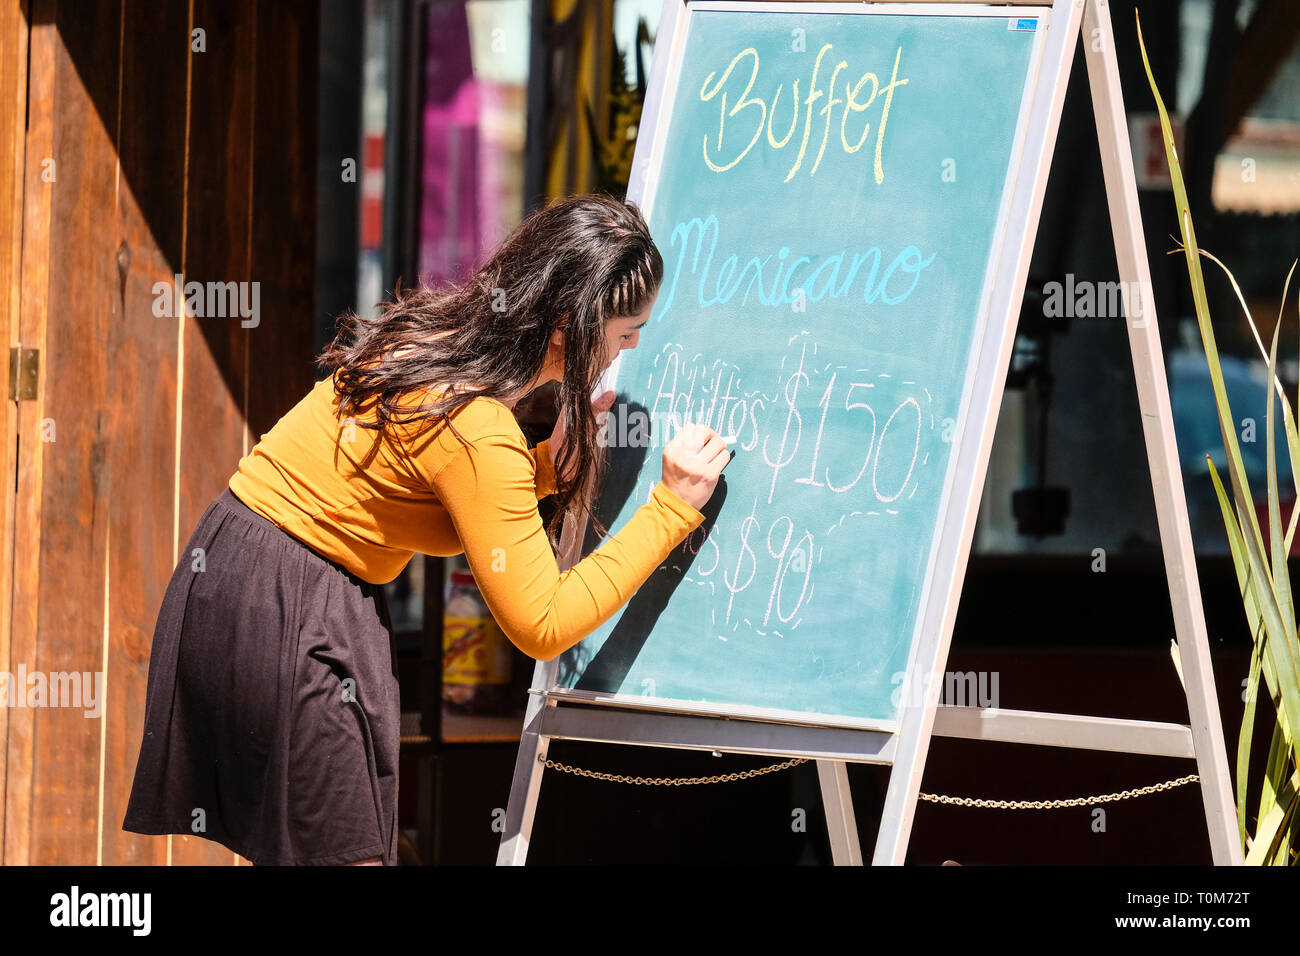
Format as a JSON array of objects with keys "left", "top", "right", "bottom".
[{"left": 316, "top": 192, "right": 663, "bottom": 547}]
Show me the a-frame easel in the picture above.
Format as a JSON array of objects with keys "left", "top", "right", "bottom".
[{"left": 497, "top": 0, "right": 1242, "bottom": 866}]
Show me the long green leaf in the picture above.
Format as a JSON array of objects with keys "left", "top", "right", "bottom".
[
  {"left": 1223, "top": 441, "right": 1300, "bottom": 779},
  {"left": 1280, "top": 787, "right": 1300, "bottom": 864},
  {"left": 1200, "top": 248, "right": 1300, "bottom": 549},
  {"left": 1211, "top": 463, "right": 1263, "bottom": 842},
  {"left": 1212, "top": 449, "right": 1296, "bottom": 853},
  {"left": 1259, "top": 718, "right": 1288, "bottom": 835},
  {"left": 1264, "top": 308, "right": 1296, "bottom": 645},
  {"left": 1217, "top": 389, "right": 1300, "bottom": 746},
  {"left": 1268, "top": 790, "right": 1296, "bottom": 865},
  {"left": 1210, "top": 457, "right": 1270, "bottom": 847},
  {"left": 1137, "top": 13, "right": 1300, "bottom": 786},
  {"left": 1242, "top": 261, "right": 1294, "bottom": 837},
  {"left": 1136, "top": 17, "right": 1270, "bottom": 569},
  {"left": 1242, "top": 623, "right": 1266, "bottom": 843},
  {"left": 1246, "top": 770, "right": 1298, "bottom": 865},
  {"left": 1263, "top": 272, "right": 1300, "bottom": 832}
]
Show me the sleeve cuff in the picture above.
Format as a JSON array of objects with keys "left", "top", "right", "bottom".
[{"left": 649, "top": 480, "right": 706, "bottom": 528}]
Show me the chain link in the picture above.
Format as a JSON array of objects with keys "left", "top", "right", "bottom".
[
  {"left": 540, "top": 755, "right": 811, "bottom": 785},
  {"left": 540, "top": 755, "right": 1200, "bottom": 808},
  {"left": 917, "top": 774, "right": 1201, "bottom": 809}
]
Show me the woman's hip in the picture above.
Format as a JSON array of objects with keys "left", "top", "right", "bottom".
[{"left": 154, "top": 486, "right": 398, "bottom": 728}]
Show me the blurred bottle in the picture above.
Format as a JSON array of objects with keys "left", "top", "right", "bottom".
[{"left": 442, "top": 569, "right": 512, "bottom": 715}]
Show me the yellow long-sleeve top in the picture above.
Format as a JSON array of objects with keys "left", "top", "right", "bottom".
[{"left": 228, "top": 371, "right": 706, "bottom": 661}]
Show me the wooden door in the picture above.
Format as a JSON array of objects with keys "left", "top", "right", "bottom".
[{"left": 1, "top": 0, "right": 318, "bottom": 865}]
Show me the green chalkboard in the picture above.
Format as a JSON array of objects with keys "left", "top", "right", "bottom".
[{"left": 554, "top": 4, "right": 1045, "bottom": 725}]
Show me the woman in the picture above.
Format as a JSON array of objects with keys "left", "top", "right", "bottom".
[{"left": 121, "top": 193, "right": 731, "bottom": 865}]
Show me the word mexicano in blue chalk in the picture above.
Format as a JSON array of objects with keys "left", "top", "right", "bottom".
[
  {"left": 655, "top": 214, "right": 936, "bottom": 317},
  {"left": 700, "top": 43, "right": 908, "bottom": 183}
]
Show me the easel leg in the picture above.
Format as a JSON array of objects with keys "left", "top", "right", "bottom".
[
  {"left": 872, "top": 0, "right": 1087, "bottom": 867},
  {"left": 1083, "top": 0, "right": 1242, "bottom": 865},
  {"left": 496, "top": 667, "right": 552, "bottom": 865},
  {"left": 817, "top": 760, "right": 863, "bottom": 865}
]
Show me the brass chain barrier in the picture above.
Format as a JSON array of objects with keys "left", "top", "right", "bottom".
[
  {"left": 917, "top": 773, "right": 1201, "bottom": 809},
  {"left": 540, "top": 755, "right": 810, "bottom": 785},
  {"left": 541, "top": 754, "right": 1200, "bottom": 807}
]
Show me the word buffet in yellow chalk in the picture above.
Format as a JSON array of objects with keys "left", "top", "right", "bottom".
[{"left": 699, "top": 42, "right": 909, "bottom": 184}]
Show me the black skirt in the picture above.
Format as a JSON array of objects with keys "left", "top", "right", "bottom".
[{"left": 122, "top": 487, "right": 400, "bottom": 865}]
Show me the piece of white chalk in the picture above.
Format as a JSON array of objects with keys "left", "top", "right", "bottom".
[{"left": 720, "top": 435, "right": 737, "bottom": 444}]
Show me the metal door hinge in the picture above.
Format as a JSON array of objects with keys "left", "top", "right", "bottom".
[{"left": 9, "top": 347, "right": 38, "bottom": 400}]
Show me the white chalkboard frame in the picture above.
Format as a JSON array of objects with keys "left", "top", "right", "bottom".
[
  {"left": 537, "top": 0, "right": 1058, "bottom": 733},
  {"left": 501, "top": 0, "right": 1241, "bottom": 867}
]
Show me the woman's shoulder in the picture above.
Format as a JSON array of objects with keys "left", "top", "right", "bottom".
[
  {"left": 391, "top": 390, "right": 525, "bottom": 464},
  {"left": 443, "top": 393, "right": 522, "bottom": 439},
  {"left": 328, "top": 369, "right": 513, "bottom": 432}
]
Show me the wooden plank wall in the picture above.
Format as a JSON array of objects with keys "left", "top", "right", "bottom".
[
  {"left": 0, "top": 0, "right": 28, "bottom": 870},
  {"left": 2, "top": 0, "right": 318, "bottom": 865}
]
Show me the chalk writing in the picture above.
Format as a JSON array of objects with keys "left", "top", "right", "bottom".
[
  {"left": 700, "top": 43, "right": 909, "bottom": 182},
  {"left": 641, "top": 336, "right": 937, "bottom": 636},
  {"left": 656, "top": 215, "right": 936, "bottom": 319}
]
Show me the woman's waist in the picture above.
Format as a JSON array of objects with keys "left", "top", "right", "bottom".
[{"left": 224, "top": 477, "right": 460, "bottom": 584}]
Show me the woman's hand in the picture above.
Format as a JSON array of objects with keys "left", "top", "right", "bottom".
[
  {"left": 660, "top": 423, "right": 731, "bottom": 512},
  {"left": 549, "top": 389, "right": 617, "bottom": 483}
]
